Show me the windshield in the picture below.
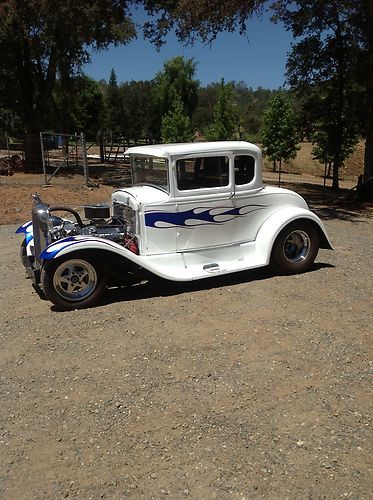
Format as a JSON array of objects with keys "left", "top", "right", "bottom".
[{"left": 131, "top": 156, "right": 169, "bottom": 191}]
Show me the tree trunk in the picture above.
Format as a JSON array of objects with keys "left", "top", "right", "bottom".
[
  {"left": 17, "top": 39, "right": 43, "bottom": 172},
  {"left": 332, "top": 158, "right": 341, "bottom": 190},
  {"left": 24, "top": 133, "right": 43, "bottom": 172},
  {"left": 327, "top": 162, "right": 332, "bottom": 177},
  {"left": 99, "top": 133, "right": 105, "bottom": 163},
  {"left": 364, "top": 0, "right": 373, "bottom": 180},
  {"left": 356, "top": 177, "right": 373, "bottom": 201}
]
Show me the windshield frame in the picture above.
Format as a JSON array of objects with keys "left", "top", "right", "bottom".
[{"left": 130, "top": 154, "right": 169, "bottom": 192}]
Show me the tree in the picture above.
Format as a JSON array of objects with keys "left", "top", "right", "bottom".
[
  {"left": 204, "top": 79, "right": 238, "bottom": 141},
  {"left": 143, "top": 1, "right": 371, "bottom": 182},
  {"left": 120, "top": 80, "right": 157, "bottom": 144},
  {"left": 192, "top": 84, "right": 219, "bottom": 133},
  {"left": 310, "top": 89, "right": 359, "bottom": 181},
  {"left": 363, "top": 0, "right": 373, "bottom": 181},
  {"left": 261, "top": 94, "right": 298, "bottom": 184},
  {"left": 237, "top": 85, "right": 280, "bottom": 141},
  {"left": 0, "top": 0, "right": 135, "bottom": 168},
  {"left": 272, "top": 0, "right": 365, "bottom": 188},
  {"left": 141, "top": 0, "right": 263, "bottom": 46},
  {"left": 106, "top": 69, "right": 125, "bottom": 139},
  {"left": 161, "top": 93, "right": 194, "bottom": 143},
  {"left": 70, "top": 76, "right": 106, "bottom": 140},
  {"left": 155, "top": 56, "right": 199, "bottom": 118}
]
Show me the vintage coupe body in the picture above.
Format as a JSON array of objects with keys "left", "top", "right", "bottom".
[{"left": 17, "top": 141, "right": 332, "bottom": 309}]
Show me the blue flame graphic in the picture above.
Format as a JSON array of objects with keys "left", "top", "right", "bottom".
[{"left": 145, "top": 204, "right": 267, "bottom": 229}]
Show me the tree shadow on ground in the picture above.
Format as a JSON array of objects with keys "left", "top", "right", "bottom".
[{"left": 268, "top": 180, "right": 372, "bottom": 223}]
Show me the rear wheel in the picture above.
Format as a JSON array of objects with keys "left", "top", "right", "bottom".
[
  {"left": 41, "top": 255, "right": 106, "bottom": 309},
  {"left": 270, "top": 221, "right": 320, "bottom": 275}
]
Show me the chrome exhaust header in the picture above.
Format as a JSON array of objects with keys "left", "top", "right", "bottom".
[{"left": 31, "top": 194, "right": 53, "bottom": 264}]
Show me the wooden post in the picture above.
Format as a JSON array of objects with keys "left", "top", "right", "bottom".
[
  {"left": 323, "top": 162, "right": 327, "bottom": 192},
  {"left": 99, "top": 133, "right": 104, "bottom": 163},
  {"left": 75, "top": 133, "right": 79, "bottom": 166},
  {"left": 5, "top": 131, "right": 10, "bottom": 155},
  {"left": 81, "top": 132, "right": 89, "bottom": 187},
  {"left": 40, "top": 132, "right": 48, "bottom": 185}
]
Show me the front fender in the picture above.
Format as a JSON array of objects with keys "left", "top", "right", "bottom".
[
  {"left": 16, "top": 220, "right": 33, "bottom": 241},
  {"left": 16, "top": 221, "right": 34, "bottom": 256},
  {"left": 39, "top": 235, "right": 193, "bottom": 281},
  {"left": 40, "top": 235, "right": 142, "bottom": 263},
  {"left": 254, "top": 207, "right": 333, "bottom": 265}
]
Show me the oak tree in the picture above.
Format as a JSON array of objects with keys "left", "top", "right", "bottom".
[
  {"left": 272, "top": 0, "right": 367, "bottom": 187},
  {"left": 0, "top": 0, "right": 135, "bottom": 167}
]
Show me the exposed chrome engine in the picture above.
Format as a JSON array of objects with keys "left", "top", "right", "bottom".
[{"left": 31, "top": 194, "right": 139, "bottom": 265}]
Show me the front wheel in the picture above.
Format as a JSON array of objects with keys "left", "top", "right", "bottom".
[
  {"left": 41, "top": 255, "right": 106, "bottom": 309},
  {"left": 270, "top": 221, "right": 320, "bottom": 275}
]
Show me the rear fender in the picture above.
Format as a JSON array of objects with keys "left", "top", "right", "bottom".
[{"left": 254, "top": 207, "right": 333, "bottom": 265}]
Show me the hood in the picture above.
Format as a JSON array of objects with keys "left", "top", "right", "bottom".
[{"left": 112, "top": 185, "right": 170, "bottom": 210}]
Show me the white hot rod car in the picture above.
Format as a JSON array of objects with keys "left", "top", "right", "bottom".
[{"left": 17, "top": 141, "right": 332, "bottom": 309}]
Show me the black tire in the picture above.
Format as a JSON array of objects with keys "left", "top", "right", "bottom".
[
  {"left": 20, "top": 239, "right": 27, "bottom": 261},
  {"left": 20, "top": 239, "right": 35, "bottom": 276},
  {"left": 41, "top": 254, "right": 106, "bottom": 309},
  {"left": 270, "top": 221, "right": 320, "bottom": 275}
]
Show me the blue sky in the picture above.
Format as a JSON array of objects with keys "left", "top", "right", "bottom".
[{"left": 84, "top": 11, "right": 293, "bottom": 89}]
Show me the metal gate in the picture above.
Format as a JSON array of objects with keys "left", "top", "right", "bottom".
[{"left": 40, "top": 132, "right": 89, "bottom": 186}]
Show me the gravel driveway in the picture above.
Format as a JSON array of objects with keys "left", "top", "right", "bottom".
[{"left": 0, "top": 214, "right": 372, "bottom": 499}]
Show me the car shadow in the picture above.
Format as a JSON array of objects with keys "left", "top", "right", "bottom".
[
  {"left": 51, "top": 262, "right": 335, "bottom": 312},
  {"left": 96, "top": 261, "right": 335, "bottom": 307},
  {"left": 49, "top": 262, "right": 334, "bottom": 312}
]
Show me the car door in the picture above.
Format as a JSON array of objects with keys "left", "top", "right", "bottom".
[{"left": 174, "top": 155, "right": 236, "bottom": 252}]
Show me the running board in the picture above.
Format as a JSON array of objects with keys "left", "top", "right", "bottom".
[{"left": 140, "top": 241, "right": 268, "bottom": 281}]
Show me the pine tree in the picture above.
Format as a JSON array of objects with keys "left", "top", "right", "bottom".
[
  {"left": 106, "top": 69, "right": 125, "bottom": 139},
  {"left": 161, "top": 93, "right": 194, "bottom": 143},
  {"left": 205, "top": 79, "right": 238, "bottom": 141}
]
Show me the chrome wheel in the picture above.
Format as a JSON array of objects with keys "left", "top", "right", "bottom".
[
  {"left": 283, "top": 230, "right": 311, "bottom": 263},
  {"left": 53, "top": 259, "right": 98, "bottom": 302},
  {"left": 271, "top": 222, "right": 320, "bottom": 275}
]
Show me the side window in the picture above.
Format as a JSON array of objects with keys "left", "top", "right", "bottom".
[
  {"left": 234, "top": 155, "right": 255, "bottom": 185},
  {"left": 176, "top": 156, "right": 229, "bottom": 191}
]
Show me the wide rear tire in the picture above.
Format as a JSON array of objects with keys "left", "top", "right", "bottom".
[
  {"left": 41, "top": 254, "right": 106, "bottom": 309},
  {"left": 270, "top": 221, "right": 320, "bottom": 275}
]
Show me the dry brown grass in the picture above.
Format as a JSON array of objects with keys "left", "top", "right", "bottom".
[{"left": 262, "top": 141, "right": 365, "bottom": 180}]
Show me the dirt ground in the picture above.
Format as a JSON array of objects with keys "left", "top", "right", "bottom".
[{"left": 0, "top": 171, "right": 372, "bottom": 499}]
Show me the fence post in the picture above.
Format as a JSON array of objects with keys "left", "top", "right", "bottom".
[
  {"left": 5, "top": 131, "right": 10, "bottom": 155},
  {"left": 99, "top": 133, "right": 105, "bottom": 163},
  {"left": 81, "top": 132, "right": 89, "bottom": 187},
  {"left": 40, "top": 132, "right": 48, "bottom": 185}
]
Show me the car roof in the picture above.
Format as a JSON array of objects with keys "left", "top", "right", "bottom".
[{"left": 126, "top": 141, "right": 261, "bottom": 158}]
